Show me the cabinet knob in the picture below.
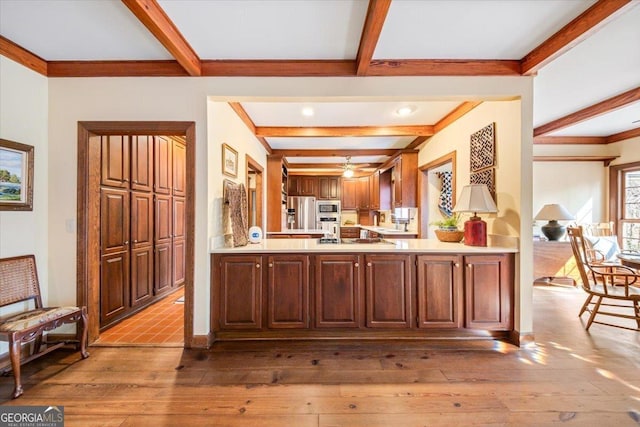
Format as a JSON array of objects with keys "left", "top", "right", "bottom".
[
  {"left": 256, "top": 264, "right": 260, "bottom": 268},
  {"left": 124, "top": 241, "right": 129, "bottom": 245},
  {"left": 268, "top": 263, "right": 273, "bottom": 267},
  {"left": 133, "top": 239, "right": 138, "bottom": 243},
  {"left": 367, "top": 262, "right": 372, "bottom": 267},
  {"left": 455, "top": 263, "right": 460, "bottom": 267},
  {"left": 354, "top": 263, "right": 359, "bottom": 268},
  {"left": 133, "top": 180, "right": 138, "bottom": 184},
  {"left": 467, "top": 264, "right": 472, "bottom": 268}
]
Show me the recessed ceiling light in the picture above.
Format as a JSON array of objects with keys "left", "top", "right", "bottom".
[
  {"left": 302, "top": 107, "right": 314, "bottom": 117},
  {"left": 395, "top": 106, "right": 416, "bottom": 117}
]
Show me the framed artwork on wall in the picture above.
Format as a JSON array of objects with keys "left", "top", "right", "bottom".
[
  {"left": 0, "top": 138, "right": 34, "bottom": 211},
  {"left": 470, "top": 122, "right": 495, "bottom": 172},
  {"left": 222, "top": 143, "right": 238, "bottom": 178}
]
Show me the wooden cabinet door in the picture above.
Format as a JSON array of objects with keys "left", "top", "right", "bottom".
[
  {"left": 288, "top": 175, "right": 300, "bottom": 196},
  {"left": 154, "top": 136, "right": 172, "bottom": 195},
  {"left": 131, "top": 135, "right": 153, "bottom": 192},
  {"left": 100, "top": 188, "right": 129, "bottom": 255},
  {"left": 267, "top": 255, "right": 309, "bottom": 328},
  {"left": 393, "top": 158, "right": 402, "bottom": 207},
  {"left": 365, "top": 254, "right": 412, "bottom": 328},
  {"left": 100, "top": 251, "right": 129, "bottom": 326},
  {"left": 416, "top": 255, "right": 463, "bottom": 328},
  {"left": 131, "top": 191, "right": 153, "bottom": 250},
  {"left": 101, "top": 135, "right": 129, "bottom": 188},
  {"left": 173, "top": 197, "right": 185, "bottom": 240},
  {"left": 172, "top": 139, "right": 186, "bottom": 197},
  {"left": 369, "top": 172, "right": 380, "bottom": 210},
  {"left": 357, "top": 176, "right": 370, "bottom": 209},
  {"left": 155, "top": 195, "right": 172, "bottom": 244},
  {"left": 219, "top": 255, "right": 263, "bottom": 330},
  {"left": 172, "top": 238, "right": 185, "bottom": 288},
  {"left": 154, "top": 242, "right": 172, "bottom": 295},
  {"left": 299, "top": 176, "right": 317, "bottom": 196},
  {"left": 318, "top": 176, "right": 340, "bottom": 200},
  {"left": 341, "top": 179, "right": 357, "bottom": 210},
  {"left": 130, "top": 246, "right": 153, "bottom": 308},
  {"left": 314, "top": 254, "right": 362, "bottom": 328},
  {"left": 464, "top": 254, "right": 513, "bottom": 330}
]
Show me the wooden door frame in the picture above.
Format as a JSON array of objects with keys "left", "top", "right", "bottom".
[
  {"left": 418, "top": 151, "right": 457, "bottom": 238},
  {"left": 245, "top": 154, "right": 264, "bottom": 230},
  {"left": 77, "top": 121, "right": 196, "bottom": 347}
]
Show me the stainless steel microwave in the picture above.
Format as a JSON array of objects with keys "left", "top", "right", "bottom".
[{"left": 317, "top": 200, "right": 340, "bottom": 213}]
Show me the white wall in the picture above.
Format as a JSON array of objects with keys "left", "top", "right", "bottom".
[
  {"left": 0, "top": 57, "right": 49, "bottom": 292},
  {"left": 610, "top": 135, "right": 640, "bottom": 165},
  {"left": 43, "top": 74, "right": 533, "bottom": 340},
  {"left": 207, "top": 101, "right": 268, "bottom": 248}
]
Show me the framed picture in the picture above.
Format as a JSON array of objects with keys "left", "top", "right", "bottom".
[
  {"left": 470, "top": 122, "right": 495, "bottom": 172},
  {"left": 0, "top": 139, "right": 34, "bottom": 211},
  {"left": 222, "top": 143, "right": 238, "bottom": 178}
]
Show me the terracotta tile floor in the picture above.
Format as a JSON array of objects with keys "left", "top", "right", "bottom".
[{"left": 96, "top": 287, "right": 184, "bottom": 346}]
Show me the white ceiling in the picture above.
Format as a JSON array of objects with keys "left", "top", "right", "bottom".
[{"left": 1, "top": 0, "right": 639, "bottom": 169}]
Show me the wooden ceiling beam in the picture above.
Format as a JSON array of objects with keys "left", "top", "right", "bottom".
[
  {"left": 356, "top": 0, "right": 392, "bottom": 76},
  {"left": 47, "top": 60, "right": 188, "bottom": 77},
  {"left": 0, "top": 36, "right": 47, "bottom": 76},
  {"left": 521, "top": 0, "right": 635, "bottom": 75},
  {"left": 606, "top": 127, "right": 640, "bottom": 144},
  {"left": 533, "top": 136, "right": 608, "bottom": 145},
  {"left": 288, "top": 162, "right": 382, "bottom": 169},
  {"left": 366, "top": 59, "right": 521, "bottom": 76},
  {"left": 202, "top": 60, "right": 356, "bottom": 76},
  {"left": 121, "top": 0, "right": 201, "bottom": 76},
  {"left": 534, "top": 87, "right": 640, "bottom": 137},
  {"left": 272, "top": 149, "right": 396, "bottom": 157},
  {"left": 227, "top": 102, "right": 273, "bottom": 154},
  {"left": 256, "top": 125, "right": 434, "bottom": 137},
  {"left": 405, "top": 101, "right": 482, "bottom": 149}
]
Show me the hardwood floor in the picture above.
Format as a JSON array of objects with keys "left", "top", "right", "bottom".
[{"left": 1, "top": 284, "right": 640, "bottom": 426}]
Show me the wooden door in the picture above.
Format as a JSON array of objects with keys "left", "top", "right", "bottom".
[
  {"left": 172, "top": 197, "right": 185, "bottom": 240},
  {"left": 172, "top": 139, "right": 186, "bottom": 197},
  {"left": 314, "top": 254, "right": 362, "bottom": 328},
  {"left": 154, "top": 242, "right": 172, "bottom": 295},
  {"left": 318, "top": 176, "right": 340, "bottom": 200},
  {"left": 172, "top": 238, "right": 185, "bottom": 288},
  {"left": 416, "top": 255, "right": 463, "bottom": 328},
  {"left": 101, "top": 135, "right": 129, "bottom": 188},
  {"left": 288, "top": 175, "right": 301, "bottom": 196},
  {"left": 393, "top": 158, "right": 402, "bottom": 207},
  {"left": 357, "top": 176, "right": 370, "bottom": 209},
  {"left": 267, "top": 255, "right": 309, "bottom": 328},
  {"left": 155, "top": 195, "right": 172, "bottom": 244},
  {"left": 100, "top": 188, "right": 129, "bottom": 255},
  {"left": 464, "top": 254, "right": 513, "bottom": 330},
  {"left": 100, "top": 252, "right": 129, "bottom": 326},
  {"left": 341, "top": 179, "right": 357, "bottom": 210},
  {"left": 130, "top": 247, "right": 153, "bottom": 307},
  {"left": 130, "top": 135, "right": 153, "bottom": 192},
  {"left": 365, "top": 254, "right": 412, "bottom": 328},
  {"left": 131, "top": 191, "right": 153, "bottom": 249},
  {"left": 299, "top": 176, "right": 317, "bottom": 196},
  {"left": 219, "top": 255, "right": 263, "bottom": 330},
  {"left": 369, "top": 172, "right": 380, "bottom": 210},
  {"left": 154, "top": 136, "right": 172, "bottom": 195}
]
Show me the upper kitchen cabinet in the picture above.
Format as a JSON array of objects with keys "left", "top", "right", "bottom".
[
  {"left": 357, "top": 176, "right": 370, "bottom": 210},
  {"left": 369, "top": 171, "right": 380, "bottom": 210},
  {"left": 380, "top": 152, "right": 418, "bottom": 208},
  {"left": 289, "top": 175, "right": 317, "bottom": 197},
  {"left": 318, "top": 176, "right": 341, "bottom": 200},
  {"left": 341, "top": 178, "right": 358, "bottom": 210}
]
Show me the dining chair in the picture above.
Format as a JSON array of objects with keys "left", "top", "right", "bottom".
[{"left": 566, "top": 226, "right": 640, "bottom": 331}]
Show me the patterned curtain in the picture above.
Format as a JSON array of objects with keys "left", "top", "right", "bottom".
[{"left": 436, "top": 171, "right": 453, "bottom": 217}]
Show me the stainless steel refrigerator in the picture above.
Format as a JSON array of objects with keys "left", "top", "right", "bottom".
[{"left": 286, "top": 196, "right": 316, "bottom": 230}]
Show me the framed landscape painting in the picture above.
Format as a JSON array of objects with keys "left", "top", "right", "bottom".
[
  {"left": 222, "top": 143, "right": 238, "bottom": 178},
  {"left": 0, "top": 139, "right": 34, "bottom": 211}
]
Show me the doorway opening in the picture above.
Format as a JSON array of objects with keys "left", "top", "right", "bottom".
[
  {"left": 419, "top": 151, "right": 457, "bottom": 238},
  {"left": 77, "top": 121, "right": 195, "bottom": 347},
  {"left": 246, "top": 154, "right": 264, "bottom": 230}
]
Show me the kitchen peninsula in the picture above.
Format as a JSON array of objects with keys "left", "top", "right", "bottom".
[{"left": 211, "top": 238, "right": 518, "bottom": 343}]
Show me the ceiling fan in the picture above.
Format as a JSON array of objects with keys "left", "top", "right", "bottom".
[{"left": 342, "top": 156, "right": 355, "bottom": 178}]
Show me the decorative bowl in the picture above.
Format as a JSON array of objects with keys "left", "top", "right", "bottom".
[{"left": 435, "top": 229, "right": 464, "bottom": 243}]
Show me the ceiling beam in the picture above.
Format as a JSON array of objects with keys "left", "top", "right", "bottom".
[
  {"left": 534, "top": 87, "right": 640, "bottom": 137},
  {"left": 272, "top": 149, "right": 396, "bottom": 157},
  {"left": 366, "top": 59, "right": 521, "bottom": 76},
  {"left": 227, "top": 102, "right": 273, "bottom": 154},
  {"left": 47, "top": 60, "right": 188, "bottom": 77},
  {"left": 121, "top": 0, "right": 201, "bottom": 76},
  {"left": 202, "top": 60, "right": 356, "bottom": 76},
  {"left": 606, "top": 126, "right": 640, "bottom": 143},
  {"left": 288, "top": 162, "right": 382, "bottom": 169},
  {"left": 405, "top": 101, "right": 482, "bottom": 149},
  {"left": 256, "top": 125, "right": 434, "bottom": 137},
  {"left": 521, "top": 0, "right": 636, "bottom": 75},
  {"left": 533, "top": 136, "right": 607, "bottom": 145},
  {"left": 356, "top": 0, "right": 392, "bottom": 76},
  {"left": 0, "top": 36, "right": 47, "bottom": 76}
]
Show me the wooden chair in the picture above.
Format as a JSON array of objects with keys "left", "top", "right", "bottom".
[
  {"left": 566, "top": 227, "right": 640, "bottom": 331},
  {"left": 0, "top": 255, "right": 89, "bottom": 398}
]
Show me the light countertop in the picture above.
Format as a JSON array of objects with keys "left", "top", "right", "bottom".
[
  {"left": 358, "top": 225, "right": 418, "bottom": 236},
  {"left": 211, "top": 238, "right": 518, "bottom": 254},
  {"left": 267, "top": 229, "right": 326, "bottom": 235}
]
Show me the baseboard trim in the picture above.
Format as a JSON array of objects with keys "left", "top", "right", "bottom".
[
  {"left": 190, "top": 333, "right": 214, "bottom": 349},
  {"left": 509, "top": 330, "right": 535, "bottom": 347}
]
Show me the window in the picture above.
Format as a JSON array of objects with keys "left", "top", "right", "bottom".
[{"left": 610, "top": 162, "right": 640, "bottom": 251}]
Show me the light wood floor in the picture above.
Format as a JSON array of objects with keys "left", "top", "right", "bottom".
[{"left": 2, "top": 284, "right": 640, "bottom": 426}]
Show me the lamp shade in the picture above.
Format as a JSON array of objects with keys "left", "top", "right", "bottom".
[
  {"left": 534, "top": 204, "right": 574, "bottom": 221},
  {"left": 452, "top": 184, "right": 497, "bottom": 214}
]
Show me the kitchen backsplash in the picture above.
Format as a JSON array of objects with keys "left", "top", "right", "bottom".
[{"left": 341, "top": 208, "right": 419, "bottom": 233}]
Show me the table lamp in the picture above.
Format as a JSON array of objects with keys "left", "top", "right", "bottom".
[
  {"left": 534, "top": 203, "right": 574, "bottom": 241},
  {"left": 453, "top": 184, "right": 498, "bottom": 246}
]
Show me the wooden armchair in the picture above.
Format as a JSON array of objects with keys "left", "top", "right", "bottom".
[
  {"left": 566, "top": 227, "right": 640, "bottom": 331},
  {"left": 0, "top": 255, "right": 89, "bottom": 398}
]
